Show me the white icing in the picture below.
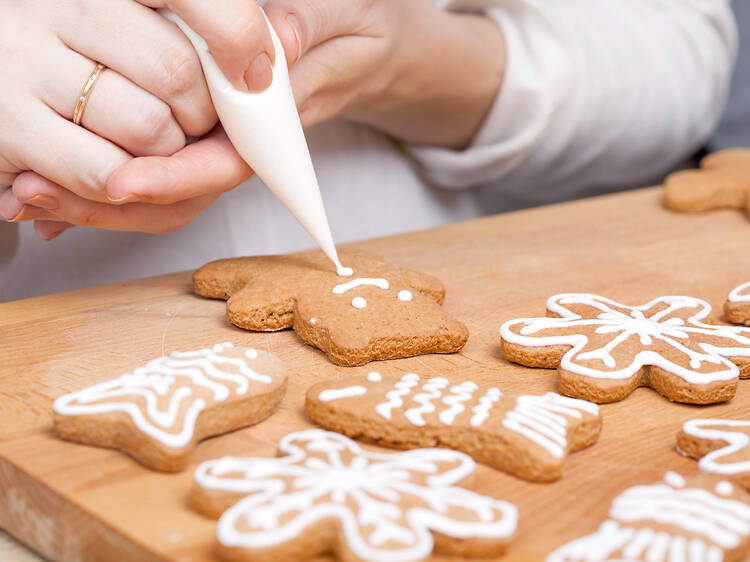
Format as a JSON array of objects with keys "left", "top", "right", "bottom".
[
  {"left": 728, "top": 281, "right": 750, "bottom": 303},
  {"left": 663, "top": 471, "right": 686, "bottom": 488},
  {"left": 546, "top": 473, "right": 750, "bottom": 561},
  {"left": 245, "top": 348, "right": 259, "bottom": 360},
  {"left": 404, "top": 378, "right": 450, "bottom": 426},
  {"left": 332, "top": 278, "right": 389, "bottom": 294},
  {"left": 374, "top": 374, "right": 420, "bottom": 419},
  {"left": 366, "top": 372, "right": 382, "bottom": 382},
  {"left": 309, "top": 318, "right": 317, "bottom": 325},
  {"left": 438, "top": 382, "right": 479, "bottom": 425},
  {"left": 195, "top": 430, "right": 518, "bottom": 560},
  {"left": 500, "top": 293, "right": 750, "bottom": 385},
  {"left": 501, "top": 393, "right": 599, "bottom": 459},
  {"left": 351, "top": 297, "right": 367, "bottom": 309},
  {"left": 317, "top": 386, "right": 367, "bottom": 402},
  {"left": 716, "top": 481, "right": 734, "bottom": 496},
  {"left": 470, "top": 388, "right": 503, "bottom": 427},
  {"left": 160, "top": 11, "right": 348, "bottom": 276},
  {"left": 337, "top": 266, "right": 354, "bottom": 277},
  {"left": 682, "top": 419, "right": 750, "bottom": 475},
  {"left": 398, "top": 290, "right": 413, "bottom": 302},
  {"left": 53, "top": 343, "right": 272, "bottom": 448}
]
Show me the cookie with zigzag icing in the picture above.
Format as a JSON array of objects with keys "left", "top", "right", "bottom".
[{"left": 726, "top": 281, "right": 750, "bottom": 326}]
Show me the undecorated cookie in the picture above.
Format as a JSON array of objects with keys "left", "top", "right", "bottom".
[
  {"left": 193, "top": 249, "right": 468, "bottom": 366},
  {"left": 678, "top": 419, "right": 750, "bottom": 490},
  {"left": 546, "top": 471, "right": 750, "bottom": 562},
  {"left": 726, "top": 281, "right": 750, "bottom": 326},
  {"left": 500, "top": 293, "right": 750, "bottom": 404},
  {"left": 664, "top": 148, "right": 750, "bottom": 217},
  {"left": 53, "top": 343, "right": 287, "bottom": 472},
  {"left": 193, "top": 429, "right": 518, "bottom": 562},
  {"left": 305, "top": 372, "right": 601, "bottom": 482}
]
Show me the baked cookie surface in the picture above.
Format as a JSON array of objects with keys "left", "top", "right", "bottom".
[
  {"left": 193, "top": 429, "right": 518, "bottom": 562},
  {"left": 664, "top": 148, "right": 750, "bottom": 217},
  {"left": 726, "top": 281, "right": 750, "bottom": 326},
  {"left": 193, "top": 250, "right": 468, "bottom": 366},
  {"left": 546, "top": 471, "right": 750, "bottom": 562},
  {"left": 305, "top": 372, "right": 601, "bottom": 482},
  {"left": 500, "top": 293, "right": 750, "bottom": 404},
  {"left": 53, "top": 343, "right": 287, "bottom": 471}
]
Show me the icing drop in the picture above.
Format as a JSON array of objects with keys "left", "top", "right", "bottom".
[
  {"left": 337, "top": 265, "right": 354, "bottom": 277},
  {"left": 716, "top": 481, "right": 734, "bottom": 496},
  {"left": 397, "top": 290, "right": 413, "bottom": 302},
  {"left": 245, "top": 349, "right": 259, "bottom": 360},
  {"left": 663, "top": 471, "right": 686, "bottom": 488},
  {"left": 310, "top": 318, "right": 317, "bottom": 325},
  {"left": 333, "top": 278, "right": 389, "bottom": 294},
  {"left": 351, "top": 297, "right": 367, "bottom": 309},
  {"left": 366, "top": 372, "right": 382, "bottom": 382},
  {"left": 318, "top": 386, "right": 367, "bottom": 402}
]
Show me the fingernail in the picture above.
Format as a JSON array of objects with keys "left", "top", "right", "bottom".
[
  {"left": 285, "top": 14, "right": 302, "bottom": 64},
  {"left": 106, "top": 192, "right": 137, "bottom": 204},
  {"left": 0, "top": 190, "right": 23, "bottom": 221},
  {"left": 27, "top": 194, "right": 58, "bottom": 210},
  {"left": 244, "top": 52, "right": 273, "bottom": 92}
]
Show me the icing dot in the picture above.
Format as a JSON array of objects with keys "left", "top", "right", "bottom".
[
  {"left": 212, "top": 342, "right": 234, "bottom": 353},
  {"left": 367, "top": 372, "right": 382, "bottom": 382},
  {"left": 716, "top": 480, "right": 734, "bottom": 496},
  {"left": 398, "top": 290, "right": 413, "bottom": 302},
  {"left": 245, "top": 348, "right": 259, "bottom": 360},
  {"left": 663, "top": 471, "right": 685, "bottom": 488},
  {"left": 310, "top": 318, "right": 317, "bottom": 325},
  {"left": 337, "top": 265, "right": 354, "bottom": 277},
  {"left": 352, "top": 297, "right": 367, "bottom": 309}
]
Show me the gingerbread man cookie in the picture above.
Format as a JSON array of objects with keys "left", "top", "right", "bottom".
[
  {"left": 193, "top": 430, "right": 518, "bottom": 562},
  {"left": 500, "top": 293, "right": 750, "bottom": 404},
  {"left": 305, "top": 372, "right": 601, "bottom": 482},
  {"left": 678, "top": 419, "right": 750, "bottom": 490},
  {"left": 193, "top": 250, "right": 468, "bottom": 366},
  {"left": 665, "top": 148, "right": 750, "bottom": 218},
  {"left": 726, "top": 281, "right": 750, "bottom": 326},
  {"left": 53, "top": 343, "right": 287, "bottom": 471},
  {"left": 546, "top": 472, "right": 750, "bottom": 562}
]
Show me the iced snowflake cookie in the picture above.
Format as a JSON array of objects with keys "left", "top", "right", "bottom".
[
  {"left": 678, "top": 419, "right": 750, "bottom": 490},
  {"left": 193, "top": 430, "right": 518, "bottom": 562},
  {"left": 305, "top": 372, "right": 601, "bottom": 482},
  {"left": 726, "top": 282, "right": 750, "bottom": 326},
  {"left": 500, "top": 293, "right": 750, "bottom": 404},
  {"left": 53, "top": 343, "right": 287, "bottom": 472},
  {"left": 664, "top": 148, "right": 750, "bottom": 218},
  {"left": 546, "top": 471, "right": 750, "bottom": 562},
  {"left": 193, "top": 249, "right": 468, "bottom": 366}
]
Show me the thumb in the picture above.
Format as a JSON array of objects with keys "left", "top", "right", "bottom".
[{"left": 137, "top": 0, "right": 275, "bottom": 92}]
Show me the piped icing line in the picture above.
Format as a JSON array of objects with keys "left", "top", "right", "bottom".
[
  {"left": 500, "top": 293, "right": 750, "bottom": 385},
  {"left": 502, "top": 393, "right": 599, "bottom": 459},
  {"left": 470, "top": 388, "right": 502, "bottom": 427},
  {"left": 374, "top": 373, "right": 420, "bottom": 419},
  {"left": 318, "top": 386, "right": 367, "bottom": 402},
  {"left": 439, "top": 382, "right": 479, "bottom": 425},
  {"left": 332, "top": 278, "right": 389, "bottom": 294},
  {"left": 195, "top": 430, "right": 518, "bottom": 560},
  {"left": 728, "top": 282, "right": 750, "bottom": 303},
  {"left": 546, "top": 472, "right": 750, "bottom": 561},
  {"left": 682, "top": 419, "right": 750, "bottom": 475},
  {"left": 404, "top": 377, "right": 450, "bottom": 426},
  {"left": 53, "top": 343, "right": 272, "bottom": 448}
]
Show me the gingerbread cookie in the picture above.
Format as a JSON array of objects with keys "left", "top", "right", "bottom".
[
  {"left": 547, "top": 471, "right": 750, "bottom": 562},
  {"left": 678, "top": 419, "right": 750, "bottom": 490},
  {"left": 305, "top": 372, "right": 601, "bottom": 482},
  {"left": 193, "top": 250, "right": 468, "bottom": 366},
  {"left": 500, "top": 293, "right": 750, "bottom": 404},
  {"left": 664, "top": 148, "right": 750, "bottom": 218},
  {"left": 53, "top": 343, "right": 287, "bottom": 472},
  {"left": 726, "top": 281, "right": 750, "bottom": 326},
  {"left": 193, "top": 430, "right": 518, "bottom": 562}
]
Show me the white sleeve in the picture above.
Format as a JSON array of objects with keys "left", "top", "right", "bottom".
[{"left": 410, "top": 0, "right": 737, "bottom": 200}]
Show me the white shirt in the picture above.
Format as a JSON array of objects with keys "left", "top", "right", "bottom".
[{"left": 0, "top": 0, "right": 736, "bottom": 302}]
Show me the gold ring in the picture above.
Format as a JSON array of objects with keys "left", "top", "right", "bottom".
[{"left": 73, "top": 63, "right": 106, "bottom": 126}]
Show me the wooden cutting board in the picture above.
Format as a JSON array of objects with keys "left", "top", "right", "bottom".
[{"left": 1, "top": 187, "right": 750, "bottom": 562}]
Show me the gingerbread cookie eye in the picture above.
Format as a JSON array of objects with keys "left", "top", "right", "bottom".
[
  {"left": 193, "top": 250, "right": 468, "bottom": 366},
  {"left": 52, "top": 343, "right": 287, "bottom": 472},
  {"left": 500, "top": 293, "right": 750, "bottom": 404},
  {"left": 193, "top": 429, "right": 518, "bottom": 561},
  {"left": 726, "top": 281, "right": 750, "bottom": 326}
]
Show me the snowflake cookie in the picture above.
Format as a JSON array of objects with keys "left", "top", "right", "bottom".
[
  {"left": 53, "top": 343, "right": 287, "bottom": 471},
  {"left": 193, "top": 250, "right": 468, "bottom": 366},
  {"left": 664, "top": 148, "right": 750, "bottom": 218},
  {"left": 726, "top": 281, "right": 750, "bottom": 326},
  {"left": 499, "top": 293, "right": 750, "bottom": 404},
  {"left": 678, "top": 419, "right": 750, "bottom": 491},
  {"left": 546, "top": 471, "right": 750, "bottom": 562},
  {"left": 193, "top": 430, "right": 518, "bottom": 562},
  {"left": 305, "top": 372, "right": 601, "bottom": 482}
]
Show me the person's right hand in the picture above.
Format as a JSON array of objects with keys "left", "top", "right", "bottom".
[{"left": 0, "top": 0, "right": 221, "bottom": 208}]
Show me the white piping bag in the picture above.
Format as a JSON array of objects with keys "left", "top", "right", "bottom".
[{"left": 161, "top": 9, "right": 352, "bottom": 276}]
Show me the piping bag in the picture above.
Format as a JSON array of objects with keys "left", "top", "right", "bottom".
[{"left": 161, "top": 9, "right": 352, "bottom": 277}]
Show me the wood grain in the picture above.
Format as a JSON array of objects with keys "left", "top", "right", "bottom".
[{"left": 1, "top": 186, "right": 749, "bottom": 561}]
